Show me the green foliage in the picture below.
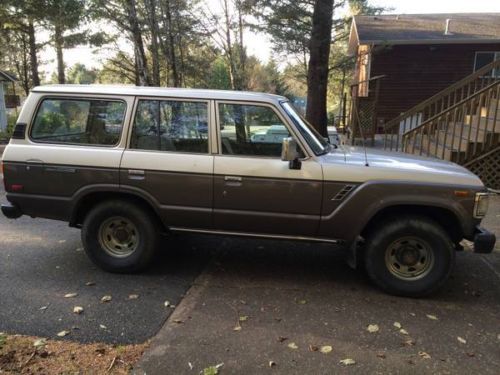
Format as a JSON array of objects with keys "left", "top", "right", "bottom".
[
  {"left": 66, "top": 63, "right": 98, "bottom": 84},
  {"left": 0, "top": 333, "right": 6, "bottom": 348}
]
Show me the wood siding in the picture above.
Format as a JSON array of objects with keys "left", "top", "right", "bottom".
[{"left": 367, "top": 43, "right": 500, "bottom": 125}]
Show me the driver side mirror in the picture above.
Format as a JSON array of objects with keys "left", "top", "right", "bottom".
[{"left": 281, "top": 137, "right": 302, "bottom": 170}]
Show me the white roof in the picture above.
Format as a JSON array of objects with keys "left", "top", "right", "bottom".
[{"left": 32, "top": 84, "right": 288, "bottom": 104}]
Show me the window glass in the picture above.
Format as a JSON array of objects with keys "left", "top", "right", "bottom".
[
  {"left": 130, "top": 100, "right": 208, "bottom": 153},
  {"left": 474, "top": 52, "right": 500, "bottom": 77},
  {"left": 31, "top": 98, "right": 125, "bottom": 145},
  {"left": 219, "top": 103, "right": 290, "bottom": 157}
]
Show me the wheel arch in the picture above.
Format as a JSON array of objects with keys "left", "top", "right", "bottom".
[{"left": 70, "top": 188, "right": 166, "bottom": 233}]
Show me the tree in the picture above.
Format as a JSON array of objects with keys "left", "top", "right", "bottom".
[
  {"left": 0, "top": 0, "right": 45, "bottom": 89},
  {"left": 43, "top": 0, "right": 87, "bottom": 84},
  {"left": 66, "top": 63, "right": 98, "bottom": 83}
]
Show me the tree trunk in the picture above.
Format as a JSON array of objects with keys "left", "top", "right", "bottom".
[
  {"left": 306, "top": 0, "right": 334, "bottom": 136},
  {"left": 163, "top": 0, "right": 180, "bottom": 87},
  {"left": 54, "top": 24, "right": 65, "bottom": 84},
  {"left": 126, "top": 0, "right": 150, "bottom": 86},
  {"left": 146, "top": 0, "right": 161, "bottom": 86},
  {"left": 27, "top": 19, "right": 40, "bottom": 87},
  {"left": 223, "top": 0, "right": 236, "bottom": 90}
]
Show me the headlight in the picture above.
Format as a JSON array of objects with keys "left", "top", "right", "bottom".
[{"left": 474, "top": 193, "right": 489, "bottom": 218}]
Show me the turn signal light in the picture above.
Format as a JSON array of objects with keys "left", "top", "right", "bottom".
[{"left": 10, "top": 184, "right": 24, "bottom": 192}]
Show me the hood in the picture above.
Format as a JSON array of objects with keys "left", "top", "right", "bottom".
[{"left": 319, "top": 146, "right": 484, "bottom": 187}]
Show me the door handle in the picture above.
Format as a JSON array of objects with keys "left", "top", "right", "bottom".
[
  {"left": 128, "top": 169, "right": 145, "bottom": 180},
  {"left": 25, "top": 158, "right": 44, "bottom": 171},
  {"left": 224, "top": 176, "right": 242, "bottom": 182}
]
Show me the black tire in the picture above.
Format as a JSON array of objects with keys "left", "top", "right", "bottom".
[
  {"left": 364, "top": 216, "right": 455, "bottom": 297},
  {"left": 81, "top": 200, "right": 160, "bottom": 273}
]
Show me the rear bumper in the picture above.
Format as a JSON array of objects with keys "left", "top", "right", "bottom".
[
  {"left": 473, "top": 226, "right": 496, "bottom": 254},
  {"left": 1, "top": 203, "right": 23, "bottom": 219}
]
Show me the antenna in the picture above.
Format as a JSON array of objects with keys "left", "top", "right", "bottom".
[{"left": 444, "top": 18, "right": 452, "bottom": 35}]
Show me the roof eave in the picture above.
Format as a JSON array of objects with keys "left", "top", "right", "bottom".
[
  {"left": 347, "top": 19, "right": 360, "bottom": 56},
  {"left": 359, "top": 38, "right": 500, "bottom": 46}
]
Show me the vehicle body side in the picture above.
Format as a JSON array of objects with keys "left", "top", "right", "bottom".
[{"left": 1, "top": 86, "right": 487, "bottom": 261}]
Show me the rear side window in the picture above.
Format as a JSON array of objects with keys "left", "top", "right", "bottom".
[
  {"left": 31, "top": 98, "right": 126, "bottom": 145},
  {"left": 130, "top": 99, "right": 208, "bottom": 153}
]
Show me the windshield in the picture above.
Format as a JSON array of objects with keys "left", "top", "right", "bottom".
[{"left": 281, "top": 102, "right": 329, "bottom": 155}]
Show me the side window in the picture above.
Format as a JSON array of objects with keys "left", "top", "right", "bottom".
[
  {"left": 219, "top": 103, "right": 290, "bottom": 157},
  {"left": 31, "top": 98, "right": 125, "bottom": 145},
  {"left": 130, "top": 99, "right": 208, "bottom": 153}
]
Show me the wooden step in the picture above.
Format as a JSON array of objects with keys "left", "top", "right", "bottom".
[
  {"left": 407, "top": 134, "right": 464, "bottom": 162},
  {"left": 464, "top": 115, "right": 500, "bottom": 132}
]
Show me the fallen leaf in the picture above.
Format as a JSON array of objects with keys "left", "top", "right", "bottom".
[
  {"left": 376, "top": 352, "right": 386, "bottom": 359},
  {"left": 95, "top": 348, "right": 106, "bottom": 355},
  {"left": 309, "top": 344, "right": 318, "bottom": 352},
  {"left": 164, "top": 300, "right": 171, "bottom": 307},
  {"left": 85, "top": 281, "right": 95, "bottom": 286},
  {"left": 64, "top": 293, "right": 78, "bottom": 298},
  {"left": 58, "top": 240, "right": 66, "bottom": 243},
  {"left": 57, "top": 330, "right": 70, "bottom": 337},
  {"left": 426, "top": 314, "right": 438, "bottom": 321},
  {"left": 399, "top": 329, "right": 409, "bottom": 335},
  {"left": 466, "top": 352, "right": 475, "bottom": 357},
  {"left": 233, "top": 325, "right": 242, "bottom": 331},
  {"left": 239, "top": 316, "right": 248, "bottom": 322},
  {"left": 39, "top": 306, "right": 48, "bottom": 311},
  {"left": 268, "top": 360, "right": 276, "bottom": 367},
  {"left": 287, "top": 342, "right": 298, "bottom": 350},
  {"left": 75, "top": 247, "right": 83, "bottom": 252},
  {"left": 188, "top": 362, "right": 193, "bottom": 370},
  {"left": 367, "top": 324, "right": 379, "bottom": 333},
  {"left": 173, "top": 319, "right": 183, "bottom": 324},
  {"left": 419, "top": 351, "right": 431, "bottom": 359},
  {"left": 101, "top": 295, "right": 112, "bottom": 303},
  {"left": 457, "top": 336, "right": 467, "bottom": 344},
  {"left": 99, "top": 324, "right": 107, "bottom": 329},
  {"left": 73, "top": 306, "right": 84, "bottom": 314},
  {"left": 339, "top": 358, "right": 356, "bottom": 366},
  {"left": 203, "top": 363, "right": 224, "bottom": 375},
  {"left": 320, "top": 345, "right": 333, "bottom": 354},
  {"left": 128, "top": 294, "right": 139, "bottom": 300},
  {"left": 33, "top": 338, "right": 47, "bottom": 348},
  {"left": 393, "top": 322, "right": 402, "bottom": 329},
  {"left": 296, "top": 299, "right": 307, "bottom": 305},
  {"left": 277, "top": 336, "right": 288, "bottom": 343},
  {"left": 403, "top": 339, "right": 415, "bottom": 346}
]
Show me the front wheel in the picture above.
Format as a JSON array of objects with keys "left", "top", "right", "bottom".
[
  {"left": 81, "top": 200, "right": 160, "bottom": 273},
  {"left": 364, "top": 216, "right": 455, "bottom": 297}
]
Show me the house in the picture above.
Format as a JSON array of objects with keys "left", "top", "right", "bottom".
[
  {"left": 0, "top": 70, "right": 19, "bottom": 132},
  {"left": 348, "top": 13, "right": 500, "bottom": 138},
  {"left": 347, "top": 13, "right": 500, "bottom": 189}
]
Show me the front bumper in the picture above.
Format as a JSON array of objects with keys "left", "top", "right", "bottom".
[
  {"left": 1, "top": 203, "right": 23, "bottom": 219},
  {"left": 473, "top": 226, "right": 496, "bottom": 254}
]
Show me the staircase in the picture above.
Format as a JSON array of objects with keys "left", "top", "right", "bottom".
[{"left": 383, "top": 59, "right": 500, "bottom": 189}]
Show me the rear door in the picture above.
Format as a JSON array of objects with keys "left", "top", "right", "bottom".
[
  {"left": 119, "top": 97, "right": 213, "bottom": 229},
  {"left": 213, "top": 101, "right": 323, "bottom": 236}
]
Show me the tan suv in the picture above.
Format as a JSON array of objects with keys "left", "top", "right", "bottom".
[{"left": 1, "top": 85, "right": 496, "bottom": 296}]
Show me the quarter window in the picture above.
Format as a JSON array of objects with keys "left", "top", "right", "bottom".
[
  {"left": 31, "top": 98, "right": 125, "bottom": 145},
  {"left": 130, "top": 99, "right": 208, "bottom": 153},
  {"left": 218, "top": 103, "right": 290, "bottom": 157}
]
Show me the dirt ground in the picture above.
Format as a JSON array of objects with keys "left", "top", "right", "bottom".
[{"left": 0, "top": 333, "right": 147, "bottom": 374}]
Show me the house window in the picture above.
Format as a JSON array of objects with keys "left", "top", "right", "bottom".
[{"left": 474, "top": 52, "right": 500, "bottom": 76}]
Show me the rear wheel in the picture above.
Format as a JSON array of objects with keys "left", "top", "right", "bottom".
[
  {"left": 81, "top": 200, "right": 160, "bottom": 273},
  {"left": 364, "top": 216, "right": 455, "bottom": 297}
]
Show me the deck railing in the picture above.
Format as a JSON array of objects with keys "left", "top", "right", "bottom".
[{"left": 384, "top": 59, "right": 500, "bottom": 151}]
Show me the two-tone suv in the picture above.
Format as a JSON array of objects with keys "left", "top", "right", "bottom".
[{"left": 1, "top": 85, "right": 496, "bottom": 296}]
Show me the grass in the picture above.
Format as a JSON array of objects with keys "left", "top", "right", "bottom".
[{"left": 0, "top": 333, "right": 147, "bottom": 374}]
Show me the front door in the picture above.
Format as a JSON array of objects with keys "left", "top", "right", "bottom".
[
  {"left": 120, "top": 98, "right": 213, "bottom": 229},
  {"left": 213, "top": 102, "right": 323, "bottom": 236}
]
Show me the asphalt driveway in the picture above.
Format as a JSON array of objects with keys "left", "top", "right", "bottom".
[{"left": 0, "top": 178, "right": 213, "bottom": 344}]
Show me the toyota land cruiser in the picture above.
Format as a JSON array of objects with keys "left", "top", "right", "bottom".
[{"left": 1, "top": 85, "right": 496, "bottom": 296}]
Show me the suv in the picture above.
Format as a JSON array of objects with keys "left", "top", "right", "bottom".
[{"left": 1, "top": 85, "right": 496, "bottom": 296}]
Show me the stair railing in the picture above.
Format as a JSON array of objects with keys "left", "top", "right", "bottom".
[
  {"left": 384, "top": 58, "right": 500, "bottom": 151},
  {"left": 401, "top": 79, "right": 500, "bottom": 164}
]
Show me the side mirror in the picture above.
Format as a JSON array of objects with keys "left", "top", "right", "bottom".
[{"left": 281, "top": 137, "right": 301, "bottom": 170}]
